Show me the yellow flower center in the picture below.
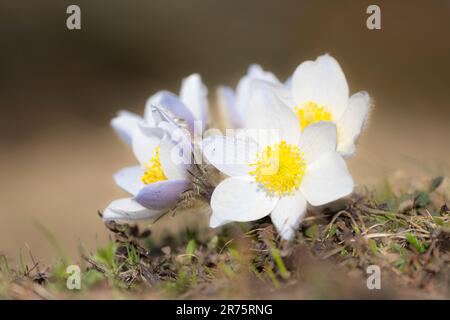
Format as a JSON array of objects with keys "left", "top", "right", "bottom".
[
  {"left": 295, "top": 101, "right": 333, "bottom": 131},
  {"left": 249, "top": 140, "right": 306, "bottom": 195},
  {"left": 141, "top": 146, "right": 168, "bottom": 184}
]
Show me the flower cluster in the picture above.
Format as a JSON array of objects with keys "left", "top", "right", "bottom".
[{"left": 103, "top": 54, "right": 371, "bottom": 240}]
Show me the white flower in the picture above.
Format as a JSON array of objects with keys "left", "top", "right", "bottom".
[
  {"left": 103, "top": 74, "right": 208, "bottom": 225},
  {"left": 104, "top": 74, "right": 209, "bottom": 221},
  {"left": 104, "top": 116, "right": 191, "bottom": 221},
  {"left": 217, "top": 64, "right": 283, "bottom": 128},
  {"left": 111, "top": 73, "right": 208, "bottom": 146},
  {"left": 203, "top": 84, "right": 354, "bottom": 240},
  {"left": 278, "top": 54, "right": 370, "bottom": 157}
]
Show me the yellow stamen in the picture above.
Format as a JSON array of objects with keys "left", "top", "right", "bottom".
[
  {"left": 249, "top": 140, "right": 306, "bottom": 195},
  {"left": 295, "top": 101, "right": 333, "bottom": 131},
  {"left": 141, "top": 146, "right": 168, "bottom": 184}
]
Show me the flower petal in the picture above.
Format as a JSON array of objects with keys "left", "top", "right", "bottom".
[
  {"left": 145, "top": 91, "right": 195, "bottom": 132},
  {"left": 158, "top": 134, "right": 188, "bottom": 180},
  {"left": 244, "top": 80, "right": 301, "bottom": 146},
  {"left": 180, "top": 74, "right": 209, "bottom": 125},
  {"left": 284, "top": 75, "right": 293, "bottom": 91},
  {"left": 110, "top": 111, "right": 142, "bottom": 146},
  {"left": 211, "top": 177, "right": 278, "bottom": 222},
  {"left": 102, "top": 198, "right": 165, "bottom": 221},
  {"left": 233, "top": 76, "right": 253, "bottom": 123},
  {"left": 202, "top": 134, "right": 259, "bottom": 177},
  {"left": 135, "top": 179, "right": 190, "bottom": 210},
  {"left": 209, "top": 212, "right": 232, "bottom": 228},
  {"left": 300, "top": 152, "right": 354, "bottom": 206},
  {"left": 270, "top": 190, "right": 307, "bottom": 240},
  {"left": 273, "top": 83, "right": 297, "bottom": 111},
  {"left": 217, "top": 86, "right": 241, "bottom": 128},
  {"left": 235, "top": 68, "right": 281, "bottom": 122},
  {"left": 114, "top": 166, "right": 145, "bottom": 196},
  {"left": 131, "top": 124, "right": 164, "bottom": 165},
  {"left": 292, "top": 54, "right": 349, "bottom": 119},
  {"left": 337, "top": 91, "right": 371, "bottom": 157},
  {"left": 298, "top": 121, "right": 338, "bottom": 164},
  {"left": 247, "top": 64, "right": 280, "bottom": 83}
]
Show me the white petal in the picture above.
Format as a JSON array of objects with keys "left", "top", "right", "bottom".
[
  {"left": 273, "top": 83, "right": 297, "bottom": 111},
  {"left": 102, "top": 198, "right": 164, "bottom": 221},
  {"left": 114, "top": 166, "right": 145, "bottom": 196},
  {"left": 247, "top": 64, "right": 280, "bottom": 84},
  {"left": 217, "top": 86, "right": 241, "bottom": 128},
  {"left": 131, "top": 124, "right": 164, "bottom": 165},
  {"left": 337, "top": 91, "right": 371, "bottom": 157},
  {"left": 298, "top": 121, "right": 338, "bottom": 164},
  {"left": 209, "top": 212, "right": 232, "bottom": 228},
  {"left": 244, "top": 80, "right": 301, "bottom": 146},
  {"left": 234, "top": 78, "right": 252, "bottom": 121},
  {"left": 292, "top": 54, "right": 349, "bottom": 119},
  {"left": 300, "top": 152, "right": 354, "bottom": 206},
  {"left": 158, "top": 134, "right": 188, "bottom": 180},
  {"left": 270, "top": 190, "right": 307, "bottom": 240},
  {"left": 247, "top": 79, "right": 297, "bottom": 111},
  {"left": 180, "top": 74, "right": 209, "bottom": 124},
  {"left": 234, "top": 68, "right": 281, "bottom": 124},
  {"left": 211, "top": 177, "right": 278, "bottom": 222},
  {"left": 217, "top": 86, "right": 236, "bottom": 111},
  {"left": 202, "top": 134, "right": 259, "bottom": 177},
  {"left": 284, "top": 75, "right": 293, "bottom": 91},
  {"left": 110, "top": 111, "right": 142, "bottom": 146}
]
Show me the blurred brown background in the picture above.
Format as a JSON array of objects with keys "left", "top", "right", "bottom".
[{"left": 0, "top": 0, "right": 449, "bottom": 262}]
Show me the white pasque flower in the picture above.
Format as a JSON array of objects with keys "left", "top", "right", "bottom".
[
  {"left": 111, "top": 73, "right": 208, "bottom": 146},
  {"left": 272, "top": 54, "right": 371, "bottom": 157},
  {"left": 103, "top": 74, "right": 208, "bottom": 220},
  {"left": 217, "top": 64, "right": 285, "bottom": 128},
  {"left": 103, "top": 123, "right": 190, "bottom": 221},
  {"left": 203, "top": 84, "right": 354, "bottom": 240}
]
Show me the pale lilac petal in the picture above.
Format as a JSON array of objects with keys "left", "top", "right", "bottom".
[
  {"left": 103, "top": 198, "right": 165, "bottom": 221},
  {"left": 114, "top": 166, "right": 145, "bottom": 196},
  {"left": 111, "top": 111, "right": 142, "bottom": 145},
  {"left": 145, "top": 91, "right": 195, "bottom": 132},
  {"left": 134, "top": 179, "right": 190, "bottom": 210}
]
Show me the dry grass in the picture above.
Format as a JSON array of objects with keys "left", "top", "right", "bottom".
[{"left": 0, "top": 175, "right": 449, "bottom": 299}]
